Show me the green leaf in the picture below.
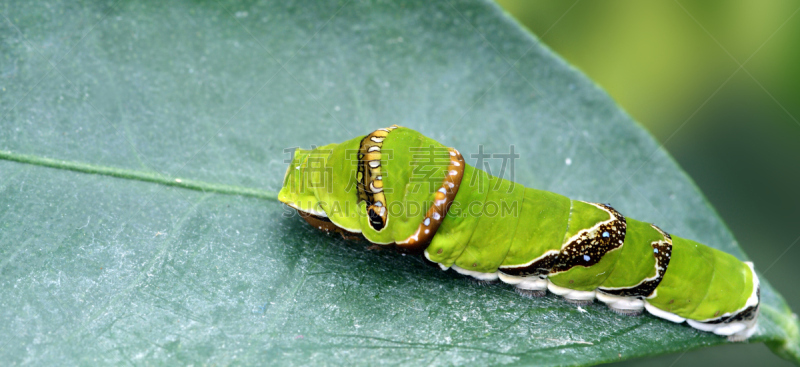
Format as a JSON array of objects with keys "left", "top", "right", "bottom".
[{"left": 1, "top": 0, "right": 797, "bottom": 366}]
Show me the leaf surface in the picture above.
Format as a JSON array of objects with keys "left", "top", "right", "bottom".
[{"left": 1, "top": 0, "right": 797, "bottom": 365}]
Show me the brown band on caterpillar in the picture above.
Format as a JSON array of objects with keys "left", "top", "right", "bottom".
[
  {"left": 396, "top": 148, "right": 465, "bottom": 254},
  {"left": 357, "top": 125, "right": 399, "bottom": 231},
  {"left": 497, "top": 251, "right": 559, "bottom": 277},
  {"left": 597, "top": 224, "right": 672, "bottom": 298},
  {"left": 298, "top": 211, "right": 365, "bottom": 242},
  {"left": 499, "top": 203, "right": 626, "bottom": 277},
  {"left": 550, "top": 203, "right": 627, "bottom": 274}
]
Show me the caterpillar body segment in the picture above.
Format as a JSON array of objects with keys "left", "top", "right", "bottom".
[{"left": 278, "top": 126, "right": 760, "bottom": 341}]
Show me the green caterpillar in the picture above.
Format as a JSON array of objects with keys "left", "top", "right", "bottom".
[{"left": 278, "top": 126, "right": 760, "bottom": 341}]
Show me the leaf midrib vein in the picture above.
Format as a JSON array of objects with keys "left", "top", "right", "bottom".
[{"left": 0, "top": 149, "right": 279, "bottom": 201}]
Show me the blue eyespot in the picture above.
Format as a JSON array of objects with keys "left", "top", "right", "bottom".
[
  {"left": 654, "top": 248, "right": 659, "bottom": 254},
  {"left": 583, "top": 255, "right": 591, "bottom": 262},
  {"left": 602, "top": 231, "right": 610, "bottom": 238}
]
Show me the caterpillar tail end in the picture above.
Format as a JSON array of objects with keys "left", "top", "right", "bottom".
[
  {"left": 685, "top": 311, "right": 759, "bottom": 342},
  {"left": 727, "top": 261, "right": 761, "bottom": 342},
  {"left": 724, "top": 317, "right": 759, "bottom": 343},
  {"left": 690, "top": 262, "right": 760, "bottom": 342},
  {"left": 650, "top": 261, "right": 760, "bottom": 342}
]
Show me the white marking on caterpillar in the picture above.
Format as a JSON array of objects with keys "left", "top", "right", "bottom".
[
  {"left": 451, "top": 265, "right": 499, "bottom": 281},
  {"left": 498, "top": 273, "right": 548, "bottom": 291},
  {"left": 596, "top": 292, "right": 645, "bottom": 314},
  {"left": 644, "top": 302, "right": 686, "bottom": 323},
  {"left": 548, "top": 281, "right": 596, "bottom": 302}
]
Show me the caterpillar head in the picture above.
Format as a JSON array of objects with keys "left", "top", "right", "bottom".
[{"left": 278, "top": 126, "right": 465, "bottom": 252}]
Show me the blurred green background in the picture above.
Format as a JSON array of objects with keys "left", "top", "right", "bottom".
[{"left": 496, "top": 1, "right": 800, "bottom": 366}]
